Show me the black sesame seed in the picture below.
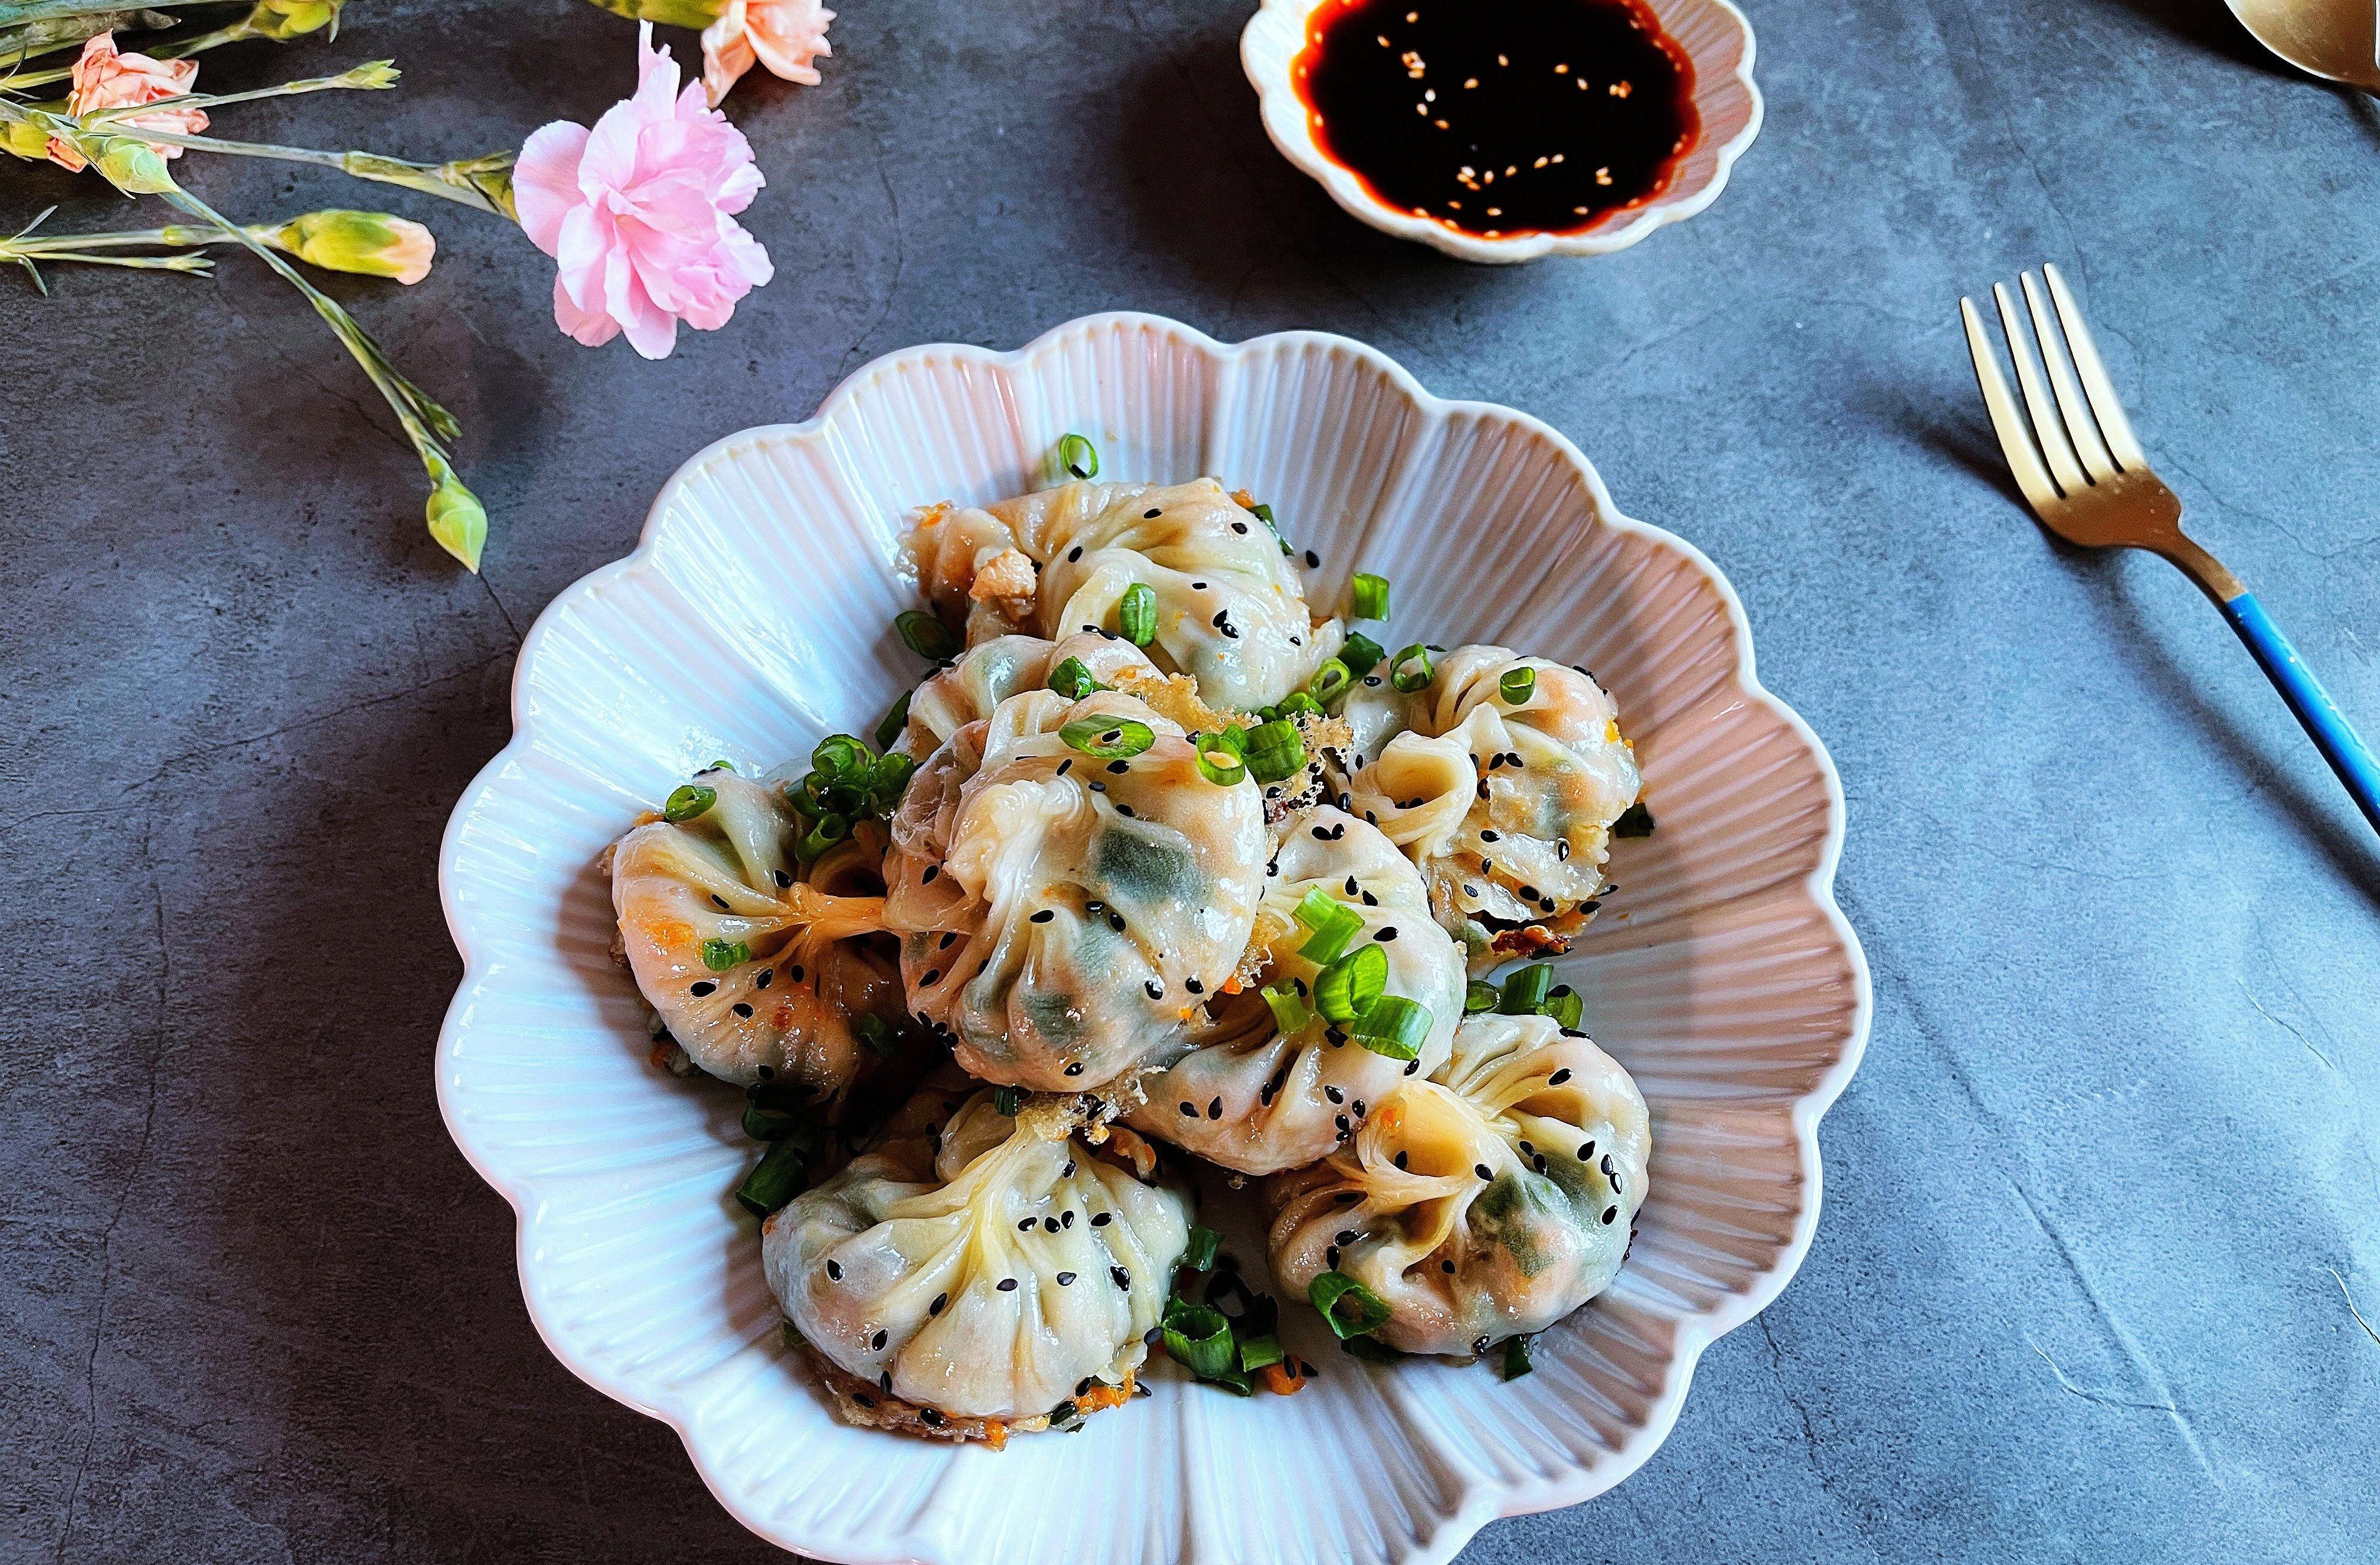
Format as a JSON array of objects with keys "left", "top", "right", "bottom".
[
  {"left": 1088, "top": 780, "right": 1106, "bottom": 793},
  {"left": 1057, "top": 1270, "right": 1077, "bottom": 1285},
  {"left": 1179, "top": 1101, "right": 1198, "bottom": 1117},
  {"left": 1326, "top": 1245, "right": 1341, "bottom": 1268},
  {"left": 1077, "top": 1377, "right": 1095, "bottom": 1396},
  {"left": 1335, "top": 1115, "right": 1350, "bottom": 1132},
  {"left": 1031, "top": 909, "right": 1055, "bottom": 923},
  {"left": 940, "top": 931, "right": 957, "bottom": 949},
  {"left": 691, "top": 981, "right": 717, "bottom": 997},
  {"left": 1305, "top": 550, "right": 1320, "bottom": 567},
  {"left": 1375, "top": 927, "right": 1397, "bottom": 942},
  {"left": 1111, "top": 1266, "right": 1130, "bottom": 1289},
  {"left": 997, "top": 1278, "right": 1018, "bottom": 1292},
  {"left": 1601, "top": 1205, "right": 1619, "bottom": 1225},
  {"left": 1601, "top": 1154, "right": 1616, "bottom": 1177},
  {"left": 1443, "top": 1260, "right": 1456, "bottom": 1274},
  {"left": 1580, "top": 1140, "right": 1596, "bottom": 1160},
  {"left": 1062, "top": 1210, "right": 1074, "bottom": 1228},
  {"left": 1548, "top": 1068, "right": 1572, "bottom": 1085},
  {"left": 1106, "top": 759, "right": 1130, "bottom": 775},
  {"left": 923, "top": 969, "right": 940, "bottom": 985},
  {"left": 1558, "top": 839, "right": 1572, "bottom": 860},
  {"left": 1404, "top": 1060, "right": 1418, "bottom": 1075},
  {"left": 731, "top": 1002, "right": 754, "bottom": 1018},
  {"left": 1019, "top": 1217, "right": 1037, "bottom": 1230},
  {"left": 854, "top": 1393, "right": 876, "bottom": 1408},
  {"left": 1045, "top": 1217, "right": 1061, "bottom": 1233},
  {"left": 921, "top": 1407, "right": 944, "bottom": 1426},
  {"left": 1352, "top": 1100, "right": 1364, "bottom": 1116},
  {"left": 871, "top": 1329, "right": 888, "bottom": 1350},
  {"left": 1064, "top": 1061, "right": 1084, "bottom": 1076},
  {"left": 1231, "top": 521, "right": 1248, "bottom": 534},
  {"left": 1186, "top": 977, "right": 1204, "bottom": 994},
  {"left": 711, "top": 894, "right": 730, "bottom": 910},
  {"left": 1473, "top": 1335, "right": 1491, "bottom": 1355},
  {"left": 1109, "top": 912, "right": 1126, "bottom": 932},
  {"left": 1208, "top": 1096, "right": 1223, "bottom": 1119},
  {"left": 826, "top": 1259, "right": 843, "bottom": 1280},
  {"left": 931, "top": 1292, "right": 947, "bottom": 1315},
  {"left": 1062, "top": 1160, "right": 1075, "bottom": 1177},
  {"left": 1067, "top": 545, "right": 1083, "bottom": 561},
  {"left": 1474, "top": 1163, "right": 1492, "bottom": 1181},
  {"left": 1091, "top": 1211, "right": 1112, "bottom": 1227},
  {"left": 1143, "top": 508, "right": 1161, "bottom": 519},
  {"left": 773, "top": 868, "right": 793, "bottom": 888},
  {"left": 1325, "top": 1086, "right": 1344, "bottom": 1105},
  {"left": 1337, "top": 1229, "right": 1357, "bottom": 1245},
  {"left": 1394, "top": 1150, "right": 1409, "bottom": 1169},
  {"left": 1146, "top": 979, "right": 1165, "bottom": 999},
  {"left": 1535, "top": 1155, "right": 1549, "bottom": 1174},
  {"left": 1611, "top": 1172, "right": 1623, "bottom": 1193},
  {"left": 1057, "top": 758, "right": 1074, "bottom": 776},
  {"left": 791, "top": 965, "right": 805, "bottom": 982},
  {"left": 756, "top": 968, "right": 774, "bottom": 989}
]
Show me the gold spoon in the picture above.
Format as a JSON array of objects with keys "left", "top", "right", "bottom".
[{"left": 2224, "top": 0, "right": 2380, "bottom": 89}]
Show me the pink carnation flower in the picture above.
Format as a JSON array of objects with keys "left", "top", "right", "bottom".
[
  {"left": 512, "top": 23, "right": 774, "bottom": 360},
  {"left": 701, "top": 0, "right": 835, "bottom": 107},
  {"left": 47, "top": 32, "right": 209, "bottom": 174}
]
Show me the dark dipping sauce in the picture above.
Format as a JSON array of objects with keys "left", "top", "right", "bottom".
[{"left": 1293, "top": 0, "right": 1698, "bottom": 240}]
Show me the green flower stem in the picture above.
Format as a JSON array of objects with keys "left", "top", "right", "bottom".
[
  {"left": 1, "top": 8, "right": 178, "bottom": 65},
  {"left": 80, "top": 59, "right": 394, "bottom": 122},
  {"left": 0, "top": 0, "right": 234, "bottom": 27},
  {"left": 122, "top": 126, "right": 515, "bottom": 216},
  {"left": 581, "top": 0, "right": 720, "bottom": 29}
]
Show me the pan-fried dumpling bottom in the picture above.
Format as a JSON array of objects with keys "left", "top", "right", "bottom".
[
  {"left": 884, "top": 685, "right": 1267, "bottom": 1090},
  {"left": 1266, "top": 1012, "right": 1649, "bottom": 1356},
  {"left": 1335, "top": 647, "right": 1640, "bottom": 971},
  {"left": 763, "top": 1077, "right": 1193, "bottom": 1434},
  {"left": 612, "top": 768, "right": 905, "bottom": 1096},
  {"left": 1126, "top": 806, "right": 1466, "bottom": 1174},
  {"left": 907, "top": 478, "right": 1331, "bottom": 710}
]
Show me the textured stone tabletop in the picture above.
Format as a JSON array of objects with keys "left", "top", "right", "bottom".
[{"left": 4, "top": 0, "right": 2376, "bottom": 1559}]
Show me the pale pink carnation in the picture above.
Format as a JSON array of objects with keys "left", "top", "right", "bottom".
[
  {"left": 47, "top": 32, "right": 209, "bottom": 174},
  {"left": 512, "top": 23, "right": 774, "bottom": 360},
  {"left": 701, "top": 0, "right": 835, "bottom": 107}
]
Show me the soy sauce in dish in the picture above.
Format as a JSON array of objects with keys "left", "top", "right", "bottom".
[{"left": 1292, "top": 0, "right": 1699, "bottom": 240}]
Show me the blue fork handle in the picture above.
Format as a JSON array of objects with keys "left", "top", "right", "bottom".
[{"left": 2219, "top": 592, "right": 2380, "bottom": 834}]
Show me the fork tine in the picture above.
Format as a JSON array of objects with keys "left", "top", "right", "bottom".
[
  {"left": 2021, "top": 271, "right": 2116, "bottom": 482},
  {"left": 1992, "top": 282, "right": 2087, "bottom": 496},
  {"left": 2042, "top": 263, "right": 2148, "bottom": 472},
  {"left": 1960, "top": 296, "right": 2062, "bottom": 517}
]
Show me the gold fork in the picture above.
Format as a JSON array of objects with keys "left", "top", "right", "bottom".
[{"left": 1960, "top": 264, "right": 2379, "bottom": 834}]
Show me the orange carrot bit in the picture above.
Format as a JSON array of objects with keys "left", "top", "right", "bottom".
[
  {"left": 1257, "top": 1358, "right": 1311, "bottom": 1396},
  {"left": 982, "top": 1419, "right": 1008, "bottom": 1451},
  {"left": 1075, "top": 1371, "right": 1136, "bottom": 1414},
  {"left": 1221, "top": 975, "right": 1244, "bottom": 995}
]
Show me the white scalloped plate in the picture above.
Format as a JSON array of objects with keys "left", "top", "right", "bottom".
[{"left": 436, "top": 313, "right": 1870, "bottom": 1564}]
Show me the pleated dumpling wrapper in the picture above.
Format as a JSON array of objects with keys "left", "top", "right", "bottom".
[
  {"left": 894, "top": 630, "right": 1219, "bottom": 760},
  {"left": 884, "top": 682, "right": 1267, "bottom": 1090},
  {"left": 611, "top": 766, "right": 907, "bottom": 1098},
  {"left": 764, "top": 1076, "right": 1192, "bottom": 1440},
  {"left": 905, "top": 477, "right": 1338, "bottom": 710},
  {"left": 1266, "top": 1011, "right": 1649, "bottom": 1356},
  {"left": 1127, "top": 805, "right": 1466, "bottom": 1175},
  {"left": 1332, "top": 647, "right": 1640, "bottom": 972}
]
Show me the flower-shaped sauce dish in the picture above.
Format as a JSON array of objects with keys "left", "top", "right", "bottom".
[{"left": 1243, "top": 0, "right": 1762, "bottom": 263}]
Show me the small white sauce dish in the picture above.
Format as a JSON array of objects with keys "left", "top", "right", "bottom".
[{"left": 1241, "top": 0, "right": 1764, "bottom": 263}]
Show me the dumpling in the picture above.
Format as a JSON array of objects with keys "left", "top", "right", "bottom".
[
  {"left": 884, "top": 683, "right": 1267, "bottom": 1090},
  {"left": 611, "top": 766, "right": 908, "bottom": 1098},
  {"left": 1333, "top": 646, "right": 1640, "bottom": 971},
  {"left": 763, "top": 1074, "right": 1192, "bottom": 1440},
  {"left": 1126, "top": 806, "right": 1466, "bottom": 1174},
  {"left": 1265, "top": 1011, "right": 1649, "bottom": 1356},
  {"left": 897, "top": 631, "right": 1191, "bottom": 759},
  {"left": 908, "top": 478, "right": 1332, "bottom": 710}
]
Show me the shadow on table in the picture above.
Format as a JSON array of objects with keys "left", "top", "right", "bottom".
[
  {"left": 1900, "top": 403, "right": 2380, "bottom": 908},
  {"left": 2090, "top": 0, "right": 2309, "bottom": 77}
]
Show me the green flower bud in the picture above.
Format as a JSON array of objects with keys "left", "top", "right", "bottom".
[
  {"left": 583, "top": 0, "right": 724, "bottom": 29},
  {"left": 1, "top": 118, "right": 51, "bottom": 163},
  {"left": 266, "top": 210, "right": 436, "bottom": 285},
  {"left": 247, "top": 0, "right": 345, "bottom": 41},
  {"left": 90, "top": 135, "right": 176, "bottom": 195},
  {"left": 427, "top": 471, "right": 488, "bottom": 573}
]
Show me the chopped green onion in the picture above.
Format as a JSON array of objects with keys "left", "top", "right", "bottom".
[
  {"left": 1060, "top": 716, "right": 1156, "bottom": 759},
  {"left": 1238, "top": 1332, "right": 1285, "bottom": 1372},
  {"left": 1351, "top": 995, "right": 1431, "bottom": 1060},
  {"left": 1389, "top": 643, "right": 1434, "bottom": 694},
  {"left": 874, "top": 690, "right": 913, "bottom": 752},
  {"left": 663, "top": 783, "right": 717, "bottom": 822},
  {"left": 1162, "top": 1299, "right": 1248, "bottom": 1390},
  {"left": 734, "top": 1138, "right": 809, "bottom": 1217},
  {"left": 1499, "top": 666, "right": 1536, "bottom": 705},
  {"left": 1048, "top": 655, "right": 1102, "bottom": 700},
  {"left": 743, "top": 1100, "right": 802, "bottom": 1141},
  {"left": 1339, "top": 631, "right": 1385, "bottom": 678},
  {"left": 1261, "top": 984, "right": 1313, "bottom": 1036},
  {"left": 1057, "top": 432, "right": 1100, "bottom": 481},
  {"left": 1309, "top": 658, "right": 1353, "bottom": 705},
  {"left": 1276, "top": 691, "right": 1321, "bottom": 718},
  {"left": 856, "top": 1015, "right": 898, "bottom": 1057},
  {"left": 1184, "top": 1225, "right": 1222, "bottom": 1272},
  {"left": 1545, "top": 988, "right": 1583, "bottom": 1031},
  {"left": 1342, "top": 1334, "right": 1405, "bottom": 1363},
  {"left": 1613, "top": 801, "right": 1656, "bottom": 838},
  {"left": 701, "top": 937, "right": 751, "bottom": 971},
  {"left": 896, "top": 609, "right": 960, "bottom": 661},
  {"left": 707, "top": 758, "right": 735, "bottom": 772},
  {"left": 813, "top": 733, "right": 871, "bottom": 777},
  {"left": 1293, "top": 888, "right": 1363, "bottom": 964},
  {"left": 799, "top": 812, "right": 852, "bottom": 860},
  {"left": 869, "top": 752, "right": 917, "bottom": 811},
  {"left": 1500, "top": 1334, "right": 1536, "bottom": 1380},
  {"left": 1465, "top": 979, "right": 1500, "bottom": 1014},
  {"left": 992, "top": 1086, "right": 1024, "bottom": 1117},
  {"left": 1309, "top": 1270, "right": 1391, "bottom": 1339},
  {"left": 1118, "top": 582, "right": 1158, "bottom": 646},
  {"left": 1350, "top": 573, "right": 1391, "bottom": 620},
  {"left": 1192, "top": 732, "right": 1247, "bottom": 786},
  {"left": 1315, "top": 943, "right": 1389, "bottom": 1024},
  {"left": 1248, "top": 501, "right": 1276, "bottom": 530},
  {"left": 1243, "top": 718, "right": 1306, "bottom": 783},
  {"left": 1497, "top": 963, "right": 1554, "bottom": 1015}
]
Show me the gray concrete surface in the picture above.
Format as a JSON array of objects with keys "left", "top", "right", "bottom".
[{"left": 5, "top": 0, "right": 2378, "bottom": 1559}]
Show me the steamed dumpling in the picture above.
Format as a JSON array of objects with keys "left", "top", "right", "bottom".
[
  {"left": 612, "top": 767, "right": 905, "bottom": 1097},
  {"left": 763, "top": 1076, "right": 1192, "bottom": 1437},
  {"left": 1266, "top": 1011, "right": 1649, "bottom": 1356},
  {"left": 908, "top": 478, "right": 1332, "bottom": 709},
  {"left": 1334, "top": 647, "right": 1640, "bottom": 971},
  {"left": 884, "top": 683, "right": 1267, "bottom": 1090},
  {"left": 897, "top": 632, "right": 1157, "bottom": 759},
  {"left": 1127, "top": 806, "right": 1466, "bottom": 1174}
]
